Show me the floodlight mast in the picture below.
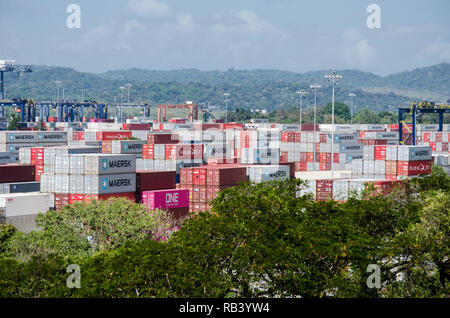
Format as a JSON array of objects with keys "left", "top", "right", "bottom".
[{"left": 324, "top": 71, "right": 343, "bottom": 178}]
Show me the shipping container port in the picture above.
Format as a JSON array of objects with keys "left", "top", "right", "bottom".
[{"left": 0, "top": 103, "right": 449, "bottom": 232}]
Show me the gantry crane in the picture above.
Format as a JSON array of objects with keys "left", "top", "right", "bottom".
[
  {"left": 157, "top": 102, "right": 199, "bottom": 122},
  {"left": 0, "top": 60, "right": 33, "bottom": 100},
  {"left": 398, "top": 101, "right": 450, "bottom": 145}
]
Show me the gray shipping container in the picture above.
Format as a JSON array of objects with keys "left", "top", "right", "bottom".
[
  {"left": 84, "top": 154, "right": 136, "bottom": 175},
  {"left": 38, "top": 132, "right": 67, "bottom": 143},
  {"left": 84, "top": 173, "right": 136, "bottom": 194},
  {"left": 111, "top": 140, "right": 146, "bottom": 154},
  {"left": 0, "top": 131, "right": 37, "bottom": 143},
  {"left": 397, "top": 146, "right": 432, "bottom": 161}
]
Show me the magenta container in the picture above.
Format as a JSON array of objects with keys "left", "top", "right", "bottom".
[{"left": 141, "top": 189, "right": 189, "bottom": 210}]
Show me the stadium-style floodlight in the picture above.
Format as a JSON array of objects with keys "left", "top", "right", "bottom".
[
  {"left": 125, "top": 83, "right": 132, "bottom": 105},
  {"left": 296, "top": 90, "right": 308, "bottom": 129},
  {"left": 223, "top": 93, "right": 230, "bottom": 123},
  {"left": 348, "top": 92, "right": 356, "bottom": 125},
  {"left": 324, "top": 71, "right": 343, "bottom": 178},
  {"left": 310, "top": 83, "right": 321, "bottom": 170}
]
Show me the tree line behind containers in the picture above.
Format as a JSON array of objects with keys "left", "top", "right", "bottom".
[
  {"left": 353, "top": 145, "right": 433, "bottom": 179},
  {"left": 0, "top": 131, "right": 68, "bottom": 164}
]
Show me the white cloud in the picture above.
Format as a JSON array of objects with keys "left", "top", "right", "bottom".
[
  {"left": 127, "top": 0, "right": 172, "bottom": 20},
  {"left": 354, "top": 39, "right": 376, "bottom": 66},
  {"left": 237, "top": 10, "right": 264, "bottom": 33},
  {"left": 119, "top": 19, "right": 145, "bottom": 38},
  {"left": 176, "top": 14, "right": 195, "bottom": 31},
  {"left": 420, "top": 38, "right": 450, "bottom": 60}
]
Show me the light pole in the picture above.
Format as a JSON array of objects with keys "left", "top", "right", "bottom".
[
  {"left": 324, "top": 71, "right": 343, "bottom": 178},
  {"left": 223, "top": 93, "right": 230, "bottom": 123},
  {"left": 55, "top": 81, "right": 63, "bottom": 121},
  {"left": 348, "top": 93, "right": 356, "bottom": 125},
  {"left": 120, "top": 86, "right": 125, "bottom": 122},
  {"left": 296, "top": 90, "right": 308, "bottom": 129},
  {"left": 310, "top": 83, "right": 321, "bottom": 170},
  {"left": 126, "top": 83, "right": 132, "bottom": 105}
]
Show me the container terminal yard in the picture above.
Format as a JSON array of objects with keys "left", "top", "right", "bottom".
[{"left": 0, "top": 99, "right": 449, "bottom": 232}]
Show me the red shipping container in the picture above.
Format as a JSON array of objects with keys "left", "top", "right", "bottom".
[
  {"left": 374, "top": 146, "right": 387, "bottom": 160},
  {"left": 69, "top": 194, "right": 85, "bottom": 204},
  {"left": 30, "top": 147, "right": 45, "bottom": 165},
  {"left": 136, "top": 171, "right": 176, "bottom": 191},
  {"left": 206, "top": 166, "right": 247, "bottom": 186},
  {"left": 180, "top": 167, "right": 193, "bottom": 185},
  {"left": 142, "top": 144, "right": 154, "bottom": 159},
  {"left": 333, "top": 153, "right": 339, "bottom": 164},
  {"left": 316, "top": 180, "right": 333, "bottom": 201},
  {"left": 280, "top": 151, "right": 289, "bottom": 163},
  {"left": 428, "top": 142, "right": 436, "bottom": 152},
  {"left": 221, "top": 123, "right": 243, "bottom": 130},
  {"left": 96, "top": 131, "right": 132, "bottom": 141},
  {"left": 0, "top": 164, "right": 36, "bottom": 183},
  {"left": 320, "top": 134, "right": 327, "bottom": 143},
  {"left": 435, "top": 133, "right": 442, "bottom": 143},
  {"left": 300, "top": 152, "right": 307, "bottom": 162},
  {"left": 319, "top": 153, "right": 331, "bottom": 163},
  {"left": 423, "top": 133, "right": 430, "bottom": 142},
  {"left": 165, "top": 144, "right": 176, "bottom": 160},
  {"left": 306, "top": 152, "right": 314, "bottom": 162},
  {"left": 319, "top": 162, "right": 331, "bottom": 171},
  {"left": 397, "top": 160, "right": 432, "bottom": 176},
  {"left": 101, "top": 140, "right": 112, "bottom": 154},
  {"left": 122, "top": 123, "right": 151, "bottom": 130},
  {"left": 442, "top": 142, "right": 448, "bottom": 152},
  {"left": 192, "top": 186, "right": 207, "bottom": 203},
  {"left": 35, "top": 164, "right": 44, "bottom": 181},
  {"left": 314, "top": 143, "right": 320, "bottom": 153},
  {"left": 385, "top": 160, "right": 397, "bottom": 175},
  {"left": 193, "top": 167, "right": 208, "bottom": 185},
  {"left": 54, "top": 193, "right": 70, "bottom": 210},
  {"left": 206, "top": 185, "right": 229, "bottom": 202},
  {"left": 84, "top": 192, "right": 136, "bottom": 204},
  {"left": 147, "top": 133, "right": 179, "bottom": 144},
  {"left": 295, "top": 161, "right": 307, "bottom": 172},
  {"left": 301, "top": 124, "right": 319, "bottom": 131}
]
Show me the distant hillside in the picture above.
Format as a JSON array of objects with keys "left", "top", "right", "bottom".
[{"left": 4, "top": 63, "right": 449, "bottom": 113}]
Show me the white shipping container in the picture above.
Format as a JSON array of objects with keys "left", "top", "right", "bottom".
[
  {"left": 69, "top": 174, "right": 84, "bottom": 193},
  {"left": 386, "top": 146, "right": 398, "bottom": 161},
  {"left": 84, "top": 154, "right": 136, "bottom": 175},
  {"left": 40, "top": 173, "right": 55, "bottom": 193},
  {"left": 55, "top": 155, "right": 70, "bottom": 174},
  {"left": 0, "top": 192, "right": 54, "bottom": 217},
  {"left": 247, "top": 165, "right": 289, "bottom": 182},
  {"left": 397, "top": 146, "right": 432, "bottom": 161},
  {"left": 55, "top": 174, "right": 70, "bottom": 194}
]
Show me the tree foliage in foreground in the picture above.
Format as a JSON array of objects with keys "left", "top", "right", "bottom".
[
  {"left": 0, "top": 168, "right": 449, "bottom": 298},
  {"left": 2, "top": 198, "right": 177, "bottom": 263}
]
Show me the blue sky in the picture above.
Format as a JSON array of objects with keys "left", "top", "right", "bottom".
[{"left": 0, "top": 0, "right": 449, "bottom": 75}]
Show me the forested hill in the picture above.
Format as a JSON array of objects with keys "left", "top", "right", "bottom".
[{"left": 4, "top": 63, "right": 449, "bottom": 112}]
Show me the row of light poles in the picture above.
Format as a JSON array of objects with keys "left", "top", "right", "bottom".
[{"left": 295, "top": 72, "right": 357, "bottom": 177}]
